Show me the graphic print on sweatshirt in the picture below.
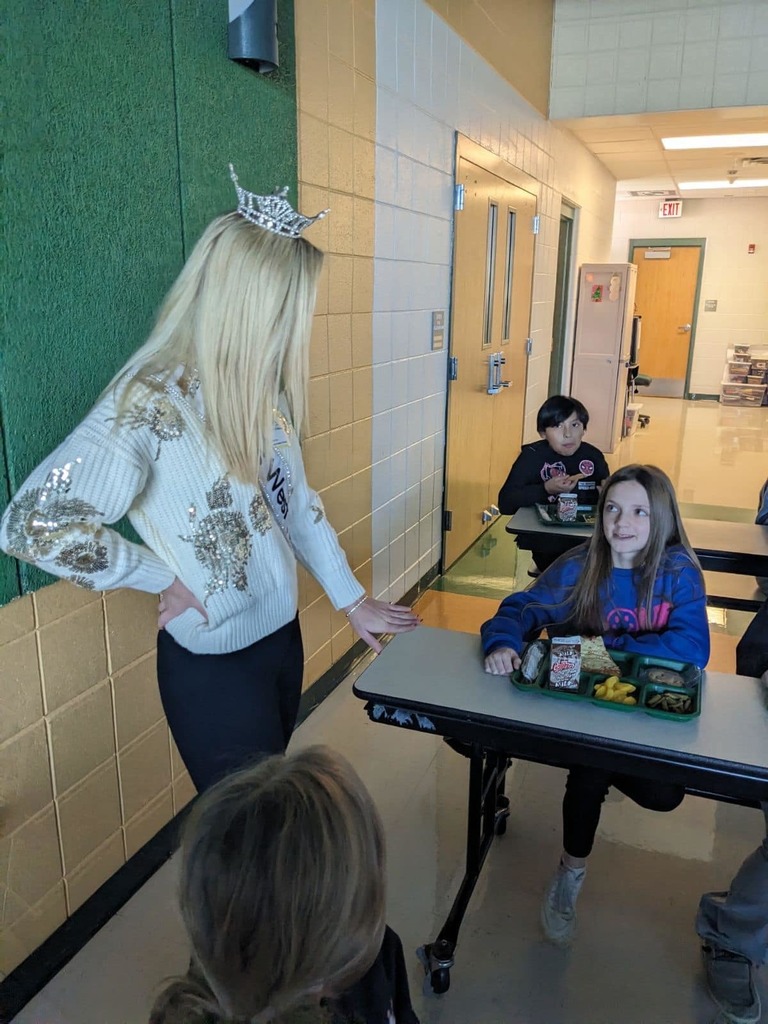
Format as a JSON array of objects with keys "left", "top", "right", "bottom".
[
  {"left": 540, "top": 461, "right": 568, "bottom": 481},
  {"left": 606, "top": 601, "right": 672, "bottom": 632}
]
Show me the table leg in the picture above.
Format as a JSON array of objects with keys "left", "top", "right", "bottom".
[{"left": 418, "top": 744, "right": 510, "bottom": 995}]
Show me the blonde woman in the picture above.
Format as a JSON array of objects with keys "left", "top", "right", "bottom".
[
  {"left": 0, "top": 168, "right": 419, "bottom": 792},
  {"left": 149, "top": 746, "right": 419, "bottom": 1024}
]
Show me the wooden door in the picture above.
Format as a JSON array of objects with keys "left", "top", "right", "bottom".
[
  {"left": 443, "top": 150, "right": 536, "bottom": 567},
  {"left": 631, "top": 246, "right": 701, "bottom": 398}
]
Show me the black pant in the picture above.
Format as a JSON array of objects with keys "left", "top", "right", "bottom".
[
  {"left": 156, "top": 616, "right": 304, "bottom": 793},
  {"left": 516, "top": 532, "right": 585, "bottom": 573},
  {"left": 736, "top": 601, "right": 768, "bottom": 678},
  {"left": 562, "top": 765, "right": 685, "bottom": 859}
]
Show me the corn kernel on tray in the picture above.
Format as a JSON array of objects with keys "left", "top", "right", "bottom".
[{"left": 509, "top": 641, "right": 702, "bottom": 721}]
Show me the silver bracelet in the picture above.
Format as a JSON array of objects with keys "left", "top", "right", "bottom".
[{"left": 345, "top": 594, "right": 367, "bottom": 617}]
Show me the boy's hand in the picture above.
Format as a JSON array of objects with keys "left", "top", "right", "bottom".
[
  {"left": 484, "top": 647, "right": 521, "bottom": 674},
  {"left": 544, "top": 474, "right": 582, "bottom": 495}
]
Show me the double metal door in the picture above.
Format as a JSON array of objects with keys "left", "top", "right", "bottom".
[{"left": 443, "top": 144, "right": 536, "bottom": 568}]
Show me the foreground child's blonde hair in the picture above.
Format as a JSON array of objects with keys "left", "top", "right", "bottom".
[
  {"left": 115, "top": 212, "right": 324, "bottom": 483},
  {"left": 150, "top": 746, "right": 386, "bottom": 1024}
]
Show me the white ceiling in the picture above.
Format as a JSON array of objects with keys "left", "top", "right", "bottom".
[{"left": 555, "top": 106, "right": 768, "bottom": 200}]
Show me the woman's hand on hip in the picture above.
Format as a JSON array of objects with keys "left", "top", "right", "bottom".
[
  {"left": 157, "top": 578, "right": 207, "bottom": 629},
  {"left": 344, "top": 597, "right": 420, "bottom": 654},
  {"left": 484, "top": 646, "right": 520, "bottom": 674}
]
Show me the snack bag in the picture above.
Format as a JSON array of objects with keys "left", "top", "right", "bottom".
[{"left": 548, "top": 636, "right": 582, "bottom": 691}]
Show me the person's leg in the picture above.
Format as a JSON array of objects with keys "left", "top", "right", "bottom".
[
  {"left": 530, "top": 536, "right": 583, "bottom": 574},
  {"left": 561, "top": 765, "right": 615, "bottom": 859},
  {"left": 736, "top": 603, "right": 768, "bottom": 678},
  {"left": 696, "top": 803, "right": 768, "bottom": 1024},
  {"left": 156, "top": 616, "right": 304, "bottom": 792},
  {"left": 275, "top": 616, "right": 304, "bottom": 749},
  {"left": 611, "top": 773, "right": 686, "bottom": 814},
  {"left": 541, "top": 766, "right": 613, "bottom": 946}
]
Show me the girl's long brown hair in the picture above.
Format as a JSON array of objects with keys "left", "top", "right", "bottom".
[
  {"left": 149, "top": 747, "right": 386, "bottom": 1024},
  {"left": 570, "top": 464, "right": 701, "bottom": 635}
]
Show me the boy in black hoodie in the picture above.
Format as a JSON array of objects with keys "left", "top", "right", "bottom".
[{"left": 498, "top": 395, "right": 609, "bottom": 572}]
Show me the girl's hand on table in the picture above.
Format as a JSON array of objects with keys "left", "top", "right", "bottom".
[
  {"left": 345, "top": 597, "right": 420, "bottom": 655},
  {"left": 484, "top": 647, "right": 520, "bottom": 674},
  {"left": 158, "top": 577, "right": 207, "bottom": 629}
]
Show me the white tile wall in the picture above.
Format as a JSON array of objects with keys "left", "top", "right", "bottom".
[
  {"left": 550, "top": 0, "right": 768, "bottom": 118},
  {"left": 372, "top": 0, "right": 616, "bottom": 600},
  {"left": 610, "top": 197, "right": 768, "bottom": 394}
]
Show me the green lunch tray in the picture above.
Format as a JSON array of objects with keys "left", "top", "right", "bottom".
[
  {"left": 509, "top": 642, "right": 702, "bottom": 722},
  {"left": 534, "top": 503, "right": 597, "bottom": 527}
]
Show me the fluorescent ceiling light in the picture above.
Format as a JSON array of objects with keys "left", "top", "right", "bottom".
[
  {"left": 662, "top": 133, "right": 768, "bottom": 150},
  {"left": 678, "top": 179, "right": 768, "bottom": 189}
]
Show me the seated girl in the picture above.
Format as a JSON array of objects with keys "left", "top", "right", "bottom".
[
  {"left": 481, "top": 464, "right": 709, "bottom": 947},
  {"left": 150, "top": 746, "right": 419, "bottom": 1024}
]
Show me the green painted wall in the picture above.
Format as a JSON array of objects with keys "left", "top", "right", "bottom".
[{"left": 2, "top": 1, "right": 297, "bottom": 601}]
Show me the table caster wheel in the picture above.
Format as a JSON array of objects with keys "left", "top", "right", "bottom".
[
  {"left": 417, "top": 942, "right": 453, "bottom": 996},
  {"left": 430, "top": 967, "right": 451, "bottom": 994},
  {"left": 495, "top": 794, "right": 510, "bottom": 834}
]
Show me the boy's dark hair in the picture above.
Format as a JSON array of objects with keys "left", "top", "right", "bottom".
[{"left": 536, "top": 395, "right": 589, "bottom": 433}]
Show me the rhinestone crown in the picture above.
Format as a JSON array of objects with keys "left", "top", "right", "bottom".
[{"left": 229, "top": 164, "right": 329, "bottom": 238}]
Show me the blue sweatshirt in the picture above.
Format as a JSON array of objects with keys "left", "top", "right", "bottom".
[{"left": 481, "top": 543, "right": 710, "bottom": 668}]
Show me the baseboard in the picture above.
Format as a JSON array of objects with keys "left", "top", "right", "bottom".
[
  {"left": 687, "top": 393, "right": 720, "bottom": 401},
  {"left": 0, "top": 563, "right": 440, "bottom": 1021},
  {"left": 0, "top": 811, "right": 189, "bottom": 1023}
]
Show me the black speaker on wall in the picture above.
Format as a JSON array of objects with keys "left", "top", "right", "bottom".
[{"left": 228, "top": 0, "right": 279, "bottom": 74}]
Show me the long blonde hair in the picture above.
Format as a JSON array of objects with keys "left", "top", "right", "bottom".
[
  {"left": 149, "top": 746, "right": 387, "bottom": 1024},
  {"left": 571, "top": 463, "right": 701, "bottom": 633},
  {"left": 114, "top": 212, "right": 324, "bottom": 483}
]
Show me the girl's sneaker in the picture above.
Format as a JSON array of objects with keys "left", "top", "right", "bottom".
[{"left": 540, "top": 861, "right": 586, "bottom": 947}]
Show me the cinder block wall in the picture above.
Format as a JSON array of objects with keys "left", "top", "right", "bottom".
[
  {"left": 0, "top": 0, "right": 297, "bottom": 977},
  {"left": 294, "top": 0, "right": 377, "bottom": 680}
]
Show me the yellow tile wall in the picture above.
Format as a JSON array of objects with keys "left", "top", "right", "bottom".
[
  {"left": 296, "top": 0, "right": 375, "bottom": 687},
  {"left": 0, "top": 0, "right": 377, "bottom": 975},
  {"left": 424, "top": 0, "right": 554, "bottom": 117},
  {"left": 0, "top": 583, "right": 195, "bottom": 976}
]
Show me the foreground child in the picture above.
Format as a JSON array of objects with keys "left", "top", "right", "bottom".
[
  {"left": 150, "top": 746, "right": 419, "bottom": 1024},
  {"left": 482, "top": 464, "right": 709, "bottom": 946},
  {"left": 498, "top": 395, "right": 610, "bottom": 571}
]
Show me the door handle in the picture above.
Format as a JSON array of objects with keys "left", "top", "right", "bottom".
[
  {"left": 481, "top": 508, "right": 493, "bottom": 523},
  {"left": 487, "top": 352, "right": 512, "bottom": 394},
  {"left": 678, "top": 323, "right": 692, "bottom": 332}
]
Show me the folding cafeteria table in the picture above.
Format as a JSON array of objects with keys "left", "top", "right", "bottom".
[
  {"left": 505, "top": 507, "right": 768, "bottom": 577},
  {"left": 353, "top": 626, "right": 768, "bottom": 994}
]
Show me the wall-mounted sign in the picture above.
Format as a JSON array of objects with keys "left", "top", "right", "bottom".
[{"left": 658, "top": 199, "right": 683, "bottom": 218}]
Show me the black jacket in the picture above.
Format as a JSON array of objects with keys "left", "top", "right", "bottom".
[{"left": 498, "top": 439, "right": 609, "bottom": 514}]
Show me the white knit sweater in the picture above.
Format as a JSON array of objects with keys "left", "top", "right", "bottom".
[{"left": 0, "top": 374, "right": 364, "bottom": 655}]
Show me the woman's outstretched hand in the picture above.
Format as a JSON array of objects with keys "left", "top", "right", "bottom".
[
  {"left": 158, "top": 577, "right": 208, "bottom": 629},
  {"left": 484, "top": 646, "right": 520, "bottom": 674},
  {"left": 344, "top": 597, "right": 420, "bottom": 654}
]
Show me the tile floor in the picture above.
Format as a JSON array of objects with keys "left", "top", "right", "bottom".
[{"left": 9, "top": 397, "right": 768, "bottom": 1024}]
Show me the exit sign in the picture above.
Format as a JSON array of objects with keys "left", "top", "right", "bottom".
[{"left": 659, "top": 199, "right": 683, "bottom": 218}]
